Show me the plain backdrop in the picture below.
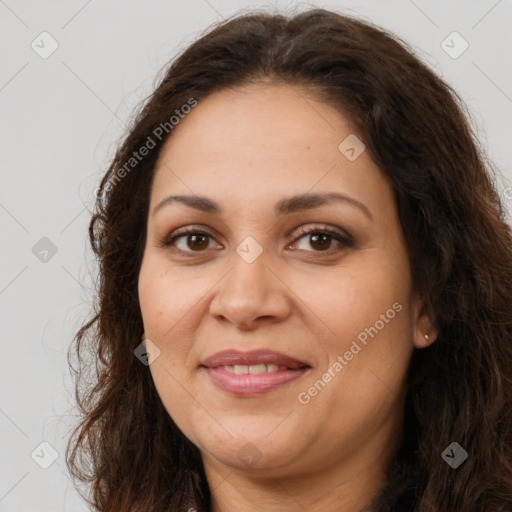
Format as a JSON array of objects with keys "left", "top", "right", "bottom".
[{"left": 1, "top": 1, "right": 511, "bottom": 510}]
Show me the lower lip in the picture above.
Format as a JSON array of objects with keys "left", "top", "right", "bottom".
[{"left": 202, "top": 367, "right": 309, "bottom": 397}]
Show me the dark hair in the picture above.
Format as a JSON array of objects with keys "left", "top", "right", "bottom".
[{"left": 66, "top": 6, "right": 512, "bottom": 511}]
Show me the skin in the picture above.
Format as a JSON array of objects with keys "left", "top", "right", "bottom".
[{"left": 138, "top": 83, "right": 437, "bottom": 512}]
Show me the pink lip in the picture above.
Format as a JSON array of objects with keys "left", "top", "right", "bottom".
[
  {"left": 200, "top": 349, "right": 311, "bottom": 397},
  {"left": 201, "top": 349, "right": 308, "bottom": 369}
]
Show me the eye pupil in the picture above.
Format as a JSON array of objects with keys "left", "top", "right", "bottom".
[
  {"left": 310, "top": 233, "right": 331, "bottom": 251},
  {"left": 188, "top": 234, "right": 208, "bottom": 250}
]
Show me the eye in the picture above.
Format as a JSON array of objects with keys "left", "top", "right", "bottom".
[
  {"left": 160, "top": 226, "right": 221, "bottom": 256},
  {"left": 289, "top": 224, "right": 354, "bottom": 253}
]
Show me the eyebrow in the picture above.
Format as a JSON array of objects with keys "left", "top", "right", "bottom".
[{"left": 152, "top": 192, "right": 373, "bottom": 220}]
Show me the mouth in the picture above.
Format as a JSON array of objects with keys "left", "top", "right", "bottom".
[{"left": 200, "top": 349, "right": 311, "bottom": 397}]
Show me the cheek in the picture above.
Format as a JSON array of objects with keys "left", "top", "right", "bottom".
[
  {"left": 139, "top": 257, "right": 200, "bottom": 339},
  {"left": 138, "top": 260, "right": 194, "bottom": 387},
  {"left": 138, "top": 260, "right": 199, "bottom": 432},
  {"left": 294, "top": 254, "right": 413, "bottom": 409},
  {"left": 293, "top": 255, "right": 409, "bottom": 346}
]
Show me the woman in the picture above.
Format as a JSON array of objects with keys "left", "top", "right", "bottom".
[{"left": 66, "top": 7, "right": 512, "bottom": 511}]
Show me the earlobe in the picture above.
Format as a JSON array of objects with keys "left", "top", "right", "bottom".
[
  {"left": 417, "top": 331, "right": 437, "bottom": 349},
  {"left": 413, "top": 300, "right": 438, "bottom": 349}
]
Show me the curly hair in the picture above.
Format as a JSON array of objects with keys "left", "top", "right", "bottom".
[{"left": 66, "top": 6, "right": 512, "bottom": 511}]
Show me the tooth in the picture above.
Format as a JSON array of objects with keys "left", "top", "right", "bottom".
[
  {"left": 234, "top": 365, "right": 249, "bottom": 375},
  {"left": 249, "top": 364, "right": 267, "bottom": 375},
  {"left": 225, "top": 364, "right": 289, "bottom": 374}
]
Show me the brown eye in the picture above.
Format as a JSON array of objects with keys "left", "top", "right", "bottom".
[
  {"left": 291, "top": 225, "right": 354, "bottom": 253},
  {"left": 162, "top": 227, "right": 221, "bottom": 256},
  {"left": 185, "top": 233, "right": 210, "bottom": 251},
  {"left": 308, "top": 233, "right": 332, "bottom": 251}
]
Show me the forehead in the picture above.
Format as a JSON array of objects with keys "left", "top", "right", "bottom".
[
  {"left": 160, "top": 83, "right": 354, "bottom": 158},
  {"left": 150, "top": 83, "right": 392, "bottom": 214}
]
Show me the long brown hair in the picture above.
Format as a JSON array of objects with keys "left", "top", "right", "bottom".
[{"left": 66, "top": 7, "right": 512, "bottom": 511}]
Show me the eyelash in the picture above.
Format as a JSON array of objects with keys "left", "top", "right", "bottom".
[{"left": 159, "top": 224, "right": 354, "bottom": 257}]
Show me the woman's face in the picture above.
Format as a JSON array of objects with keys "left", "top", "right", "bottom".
[{"left": 138, "top": 83, "right": 435, "bottom": 480}]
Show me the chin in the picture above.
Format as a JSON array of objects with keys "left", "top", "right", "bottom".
[{"left": 193, "top": 423, "right": 304, "bottom": 472}]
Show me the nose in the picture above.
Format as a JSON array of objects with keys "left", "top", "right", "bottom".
[{"left": 208, "top": 248, "right": 292, "bottom": 330}]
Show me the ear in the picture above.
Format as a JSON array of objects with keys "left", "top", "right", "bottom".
[{"left": 411, "top": 295, "right": 438, "bottom": 349}]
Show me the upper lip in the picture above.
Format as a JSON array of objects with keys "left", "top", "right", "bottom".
[{"left": 201, "top": 349, "right": 310, "bottom": 369}]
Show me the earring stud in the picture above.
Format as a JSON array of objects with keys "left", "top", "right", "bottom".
[{"left": 425, "top": 334, "right": 429, "bottom": 340}]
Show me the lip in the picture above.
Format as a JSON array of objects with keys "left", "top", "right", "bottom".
[
  {"left": 201, "top": 349, "right": 309, "bottom": 369},
  {"left": 200, "top": 349, "right": 311, "bottom": 397}
]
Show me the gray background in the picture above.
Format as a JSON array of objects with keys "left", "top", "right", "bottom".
[{"left": 1, "top": 0, "right": 511, "bottom": 510}]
